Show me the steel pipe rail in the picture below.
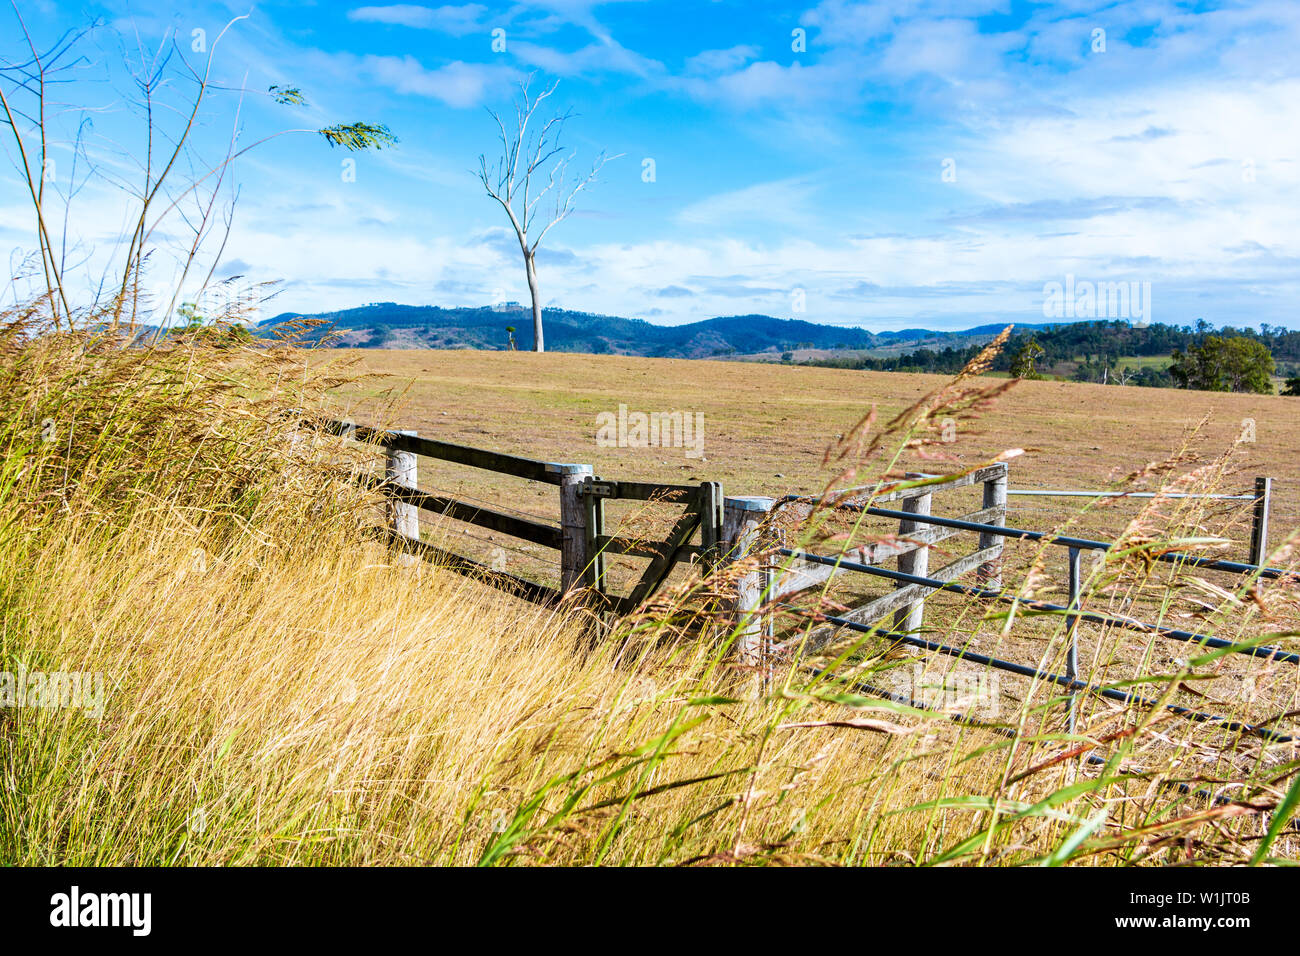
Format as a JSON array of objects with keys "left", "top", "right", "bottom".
[
  {"left": 777, "top": 495, "right": 1287, "bottom": 580},
  {"left": 808, "top": 666, "right": 1286, "bottom": 815},
  {"left": 789, "top": 610, "right": 1295, "bottom": 744},
  {"left": 778, "top": 548, "right": 1300, "bottom": 666},
  {"left": 864, "top": 504, "right": 1286, "bottom": 579},
  {"left": 1007, "top": 489, "right": 1255, "bottom": 500}
]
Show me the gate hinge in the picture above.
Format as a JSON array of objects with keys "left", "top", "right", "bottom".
[{"left": 580, "top": 479, "right": 618, "bottom": 498}]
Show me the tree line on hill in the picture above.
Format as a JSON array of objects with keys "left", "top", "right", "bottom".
[
  {"left": 800, "top": 320, "right": 1300, "bottom": 395},
  {"left": 260, "top": 304, "right": 894, "bottom": 357}
]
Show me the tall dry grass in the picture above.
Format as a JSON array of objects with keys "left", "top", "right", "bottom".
[{"left": 1, "top": 309, "right": 1298, "bottom": 866}]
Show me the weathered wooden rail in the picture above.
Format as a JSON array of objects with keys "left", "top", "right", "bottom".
[
  {"left": 317, "top": 417, "right": 728, "bottom": 612},
  {"left": 319, "top": 417, "right": 585, "bottom": 604},
  {"left": 313, "top": 418, "right": 1012, "bottom": 634}
]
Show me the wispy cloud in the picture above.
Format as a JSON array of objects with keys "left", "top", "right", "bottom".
[
  {"left": 683, "top": 45, "right": 759, "bottom": 75},
  {"left": 676, "top": 178, "right": 824, "bottom": 230},
  {"left": 347, "top": 4, "right": 488, "bottom": 35},
  {"left": 508, "top": 38, "right": 663, "bottom": 79},
  {"left": 947, "top": 197, "right": 1187, "bottom": 225},
  {"left": 350, "top": 54, "right": 514, "bottom": 106}
]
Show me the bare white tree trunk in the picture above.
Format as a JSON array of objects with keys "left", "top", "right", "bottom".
[
  {"left": 525, "top": 251, "right": 544, "bottom": 353},
  {"left": 478, "top": 79, "right": 614, "bottom": 357}
]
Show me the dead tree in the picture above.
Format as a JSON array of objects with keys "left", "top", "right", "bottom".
[{"left": 477, "top": 79, "right": 612, "bottom": 353}]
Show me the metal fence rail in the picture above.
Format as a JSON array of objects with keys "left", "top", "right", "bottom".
[
  {"left": 779, "top": 547, "right": 1300, "bottom": 665},
  {"left": 1006, "top": 490, "right": 1254, "bottom": 500},
  {"left": 754, "top": 482, "right": 1297, "bottom": 749},
  {"left": 858, "top": 504, "right": 1287, "bottom": 580},
  {"left": 792, "top": 611, "right": 1295, "bottom": 744},
  {"left": 1003, "top": 476, "right": 1274, "bottom": 566}
]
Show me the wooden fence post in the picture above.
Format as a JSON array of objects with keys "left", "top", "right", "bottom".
[
  {"left": 894, "top": 479, "right": 932, "bottom": 635},
  {"left": 698, "top": 481, "right": 725, "bottom": 573},
  {"left": 558, "top": 464, "right": 595, "bottom": 594},
  {"left": 979, "top": 463, "right": 1008, "bottom": 588},
  {"left": 580, "top": 476, "right": 606, "bottom": 594},
  {"left": 1250, "top": 476, "right": 1272, "bottom": 568},
  {"left": 722, "top": 496, "right": 775, "bottom": 671},
  {"left": 386, "top": 430, "right": 419, "bottom": 563}
]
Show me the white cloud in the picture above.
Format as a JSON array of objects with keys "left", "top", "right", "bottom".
[
  {"left": 347, "top": 4, "right": 488, "bottom": 35},
  {"left": 686, "top": 59, "right": 850, "bottom": 108},
  {"left": 684, "top": 45, "right": 759, "bottom": 75},
  {"left": 509, "top": 38, "right": 663, "bottom": 79},
  {"left": 878, "top": 17, "right": 1019, "bottom": 82},
  {"left": 352, "top": 55, "right": 513, "bottom": 107},
  {"left": 676, "top": 178, "right": 824, "bottom": 230}
]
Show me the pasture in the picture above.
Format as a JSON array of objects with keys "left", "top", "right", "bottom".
[
  {"left": 330, "top": 349, "right": 1300, "bottom": 724},
  {"left": 333, "top": 348, "right": 1297, "bottom": 547}
]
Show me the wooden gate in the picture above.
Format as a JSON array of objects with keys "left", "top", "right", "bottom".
[{"left": 579, "top": 478, "right": 723, "bottom": 615}]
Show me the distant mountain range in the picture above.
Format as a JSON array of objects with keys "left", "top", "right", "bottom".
[{"left": 259, "top": 302, "right": 1058, "bottom": 359}]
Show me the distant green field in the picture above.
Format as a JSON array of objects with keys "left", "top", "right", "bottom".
[
  {"left": 1111, "top": 354, "right": 1291, "bottom": 391},
  {"left": 1114, "top": 354, "right": 1173, "bottom": 371}
]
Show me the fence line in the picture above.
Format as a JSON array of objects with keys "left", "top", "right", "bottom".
[
  {"left": 726, "top": 470, "right": 1292, "bottom": 747},
  {"left": 859, "top": 504, "right": 1285, "bottom": 579},
  {"left": 315, "top": 416, "right": 725, "bottom": 607},
  {"left": 777, "top": 546, "right": 1299, "bottom": 665},
  {"left": 309, "top": 414, "right": 1293, "bottom": 748},
  {"left": 797, "top": 611, "right": 1294, "bottom": 744},
  {"left": 1006, "top": 490, "right": 1255, "bottom": 500},
  {"left": 940, "top": 473, "right": 1272, "bottom": 565}
]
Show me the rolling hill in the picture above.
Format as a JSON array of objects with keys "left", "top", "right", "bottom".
[{"left": 259, "top": 302, "right": 1058, "bottom": 359}]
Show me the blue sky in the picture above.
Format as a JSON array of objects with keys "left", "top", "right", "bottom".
[{"left": 3, "top": 0, "right": 1299, "bottom": 330}]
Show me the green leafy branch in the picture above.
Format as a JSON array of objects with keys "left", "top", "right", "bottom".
[{"left": 320, "top": 122, "right": 398, "bottom": 151}]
